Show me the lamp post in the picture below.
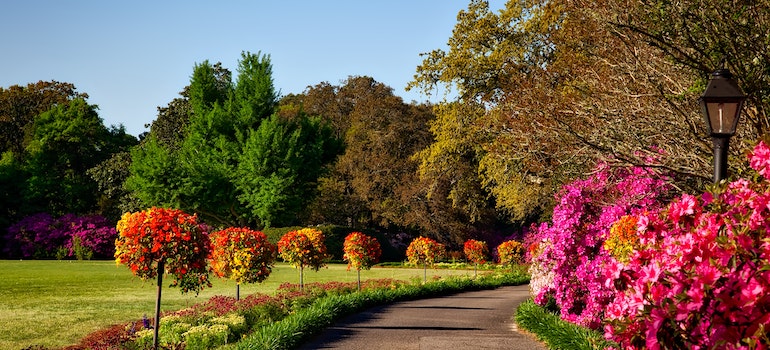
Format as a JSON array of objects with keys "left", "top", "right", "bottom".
[{"left": 699, "top": 68, "right": 747, "bottom": 183}]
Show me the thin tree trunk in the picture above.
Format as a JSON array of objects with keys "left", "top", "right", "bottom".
[
  {"left": 153, "top": 260, "right": 164, "bottom": 350},
  {"left": 236, "top": 283, "right": 240, "bottom": 301},
  {"left": 300, "top": 264, "right": 304, "bottom": 292},
  {"left": 357, "top": 269, "right": 361, "bottom": 291}
]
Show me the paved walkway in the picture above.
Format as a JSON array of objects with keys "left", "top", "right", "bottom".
[{"left": 298, "top": 284, "right": 547, "bottom": 350}]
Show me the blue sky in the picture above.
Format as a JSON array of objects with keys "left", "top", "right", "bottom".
[{"left": 1, "top": 1, "right": 505, "bottom": 136}]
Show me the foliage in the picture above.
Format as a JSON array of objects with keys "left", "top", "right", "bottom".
[
  {"left": 602, "top": 141, "right": 770, "bottom": 349},
  {"left": 409, "top": 0, "right": 768, "bottom": 225},
  {"left": 496, "top": 240, "right": 524, "bottom": 266},
  {"left": 209, "top": 227, "right": 277, "bottom": 284},
  {"left": 515, "top": 299, "right": 619, "bottom": 350},
  {"left": 405, "top": 236, "right": 445, "bottom": 267},
  {"left": 0, "top": 80, "right": 87, "bottom": 158},
  {"left": 127, "top": 52, "right": 341, "bottom": 228},
  {"left": 114, "top": 207, "right": 212, "bottom": 294},
  {"left": 342, "top": 231, "right": 381, "bottom": 271},
  {"left": 277, "top": 228, "right": 330, "bottom": 272},
  {"left": 527, "top": 161, "right": 672, "bottom": 328},
  {"left": 463, "top": 239, "right": 488, "bottom": 265},
  {"left": 236, "top": 113, "right": 341, "bottom": 228},
  {"left": 3, "top": 213, "right": 117, "bottom": 259}
]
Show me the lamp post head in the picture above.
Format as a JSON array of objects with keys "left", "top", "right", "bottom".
[{"left": 699, "top": 68, "right": 746, "bottom": 137}]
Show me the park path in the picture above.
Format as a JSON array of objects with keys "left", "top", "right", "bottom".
[{"left": 297, "top": 284, "right": 547, "bottom": 350}]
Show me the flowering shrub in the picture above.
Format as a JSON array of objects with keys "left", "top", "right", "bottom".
[
  {"left": 406, "top": 236, "right": 445, "bottom": 267},
  {"left": 463, "top": 239, "right": 489, "bottom": 265},
  {"left": 115, "top": 207, "right": 212, "bottom": 294},
  {"left": 496, "top": 240, "right": 524, "bottom": 266},
  {"left": 3, "top": 213, "right": 118, "bottom": 259},
  {"left": 209, "top": 227, "right": 276, "bottom": 284},
  {"left": 527, "top": 161, "right": 672, "bottom": 328},
  {"left": 602, "top": 215, "right": 640, "bottom": 264},
  {"left": 277, "top": 228, "right": 330, "bottom": 271},
  {"left": 602, "top": 141, "right": 770, "bottom": 349},
  {"left": 343, "top": 231, "right": 382, "bottom": 271}
]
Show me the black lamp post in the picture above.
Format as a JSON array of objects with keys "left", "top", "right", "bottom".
[{"left": 699, "top": 68, "right": 747, "bottom": 183}]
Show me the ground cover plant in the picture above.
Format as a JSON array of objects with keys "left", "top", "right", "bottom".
[{"left": 0, "top": 261, "right": 475, "bottom": 349}]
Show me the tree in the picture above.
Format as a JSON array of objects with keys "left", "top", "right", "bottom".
[
  {"left": 406, "top": 236, "right": 446, "bottom": 283},
  {"left": 277, "top": 228, "right": 330, "bottom": 290},
  {"left": 209, "top": 227, "right": 276, "bottom": 300},
  {"left": 236, "top": 113, "right": 341, "bottom": 227},
  {"left": 23, "top": 98, "right": 136, "bottom": 216},
  {"left": 463, "top": 239, "right": 488, "bottom": 276},
  {"left": 114, "top": 207, "right": 211, "bottom": 349},
  {"left": 0, "top": 81, "right": 86, "bottom": 158},
  {"left": 128, "top": 52, "right": 339, "bottom": 228},
  {"left": 342, "top": 231, "right": 382, "bottom": 290},
  {"left": 410, "top": 0, "right": 756, "bottom": 224},
  {"left": 496, "top": 240, "right": 524, "bottom": 267}
]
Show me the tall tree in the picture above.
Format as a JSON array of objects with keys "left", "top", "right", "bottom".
[
  {"left": 128, "top": 51, "right": 339, "bottom": 228},
  {"left": 410, "top": 0, "right": 764, "bottom": 223},
  {"left": 236, "top": 113, "right": 341, "bottom": 227},
  {"left": 23, "top": 98, "right": 134, "bottom": 215},
  {"left": 0, "top": 81, "right": 86, "bottom": 158}
]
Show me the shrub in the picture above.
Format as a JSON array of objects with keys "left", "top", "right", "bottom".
[
  {"left": 342, "top": 231, "right": 382, "bottom": 271},
  {"left": 603, "top": 141, "right": 770, "bottom": 349},
  {"left": 463, "top": 239, "right": 489, "bottom": 265},
  {"left": 527, "top": 160, "right": 672, "bottom": 328},
  {"left": 3, "top": 213, "right": 117, "bottom": 259},
  {"left": 496, "top": 240, "right": 524, "bottom": 266},
  {"left": 209, "top": 227, "right": 277, "bottom": 286}
]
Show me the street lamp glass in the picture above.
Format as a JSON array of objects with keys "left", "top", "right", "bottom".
[{"left": 699, "top": 69, "right": 746, "bottom": 137}]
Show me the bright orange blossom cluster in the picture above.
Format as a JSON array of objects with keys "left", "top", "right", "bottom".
[
  {"left": 114, "top": 207, "right": 211, "bottom": 294},
  {"left": 342, "top": 231, "right": 381, "bottom": 271}
]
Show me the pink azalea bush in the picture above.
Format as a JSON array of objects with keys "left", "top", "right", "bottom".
[
  {"left": 527, "top": 161, "right": 672, "bottom": 328},
  {"left": 603, "top": 140, "right": 770, "bottom": 349}
]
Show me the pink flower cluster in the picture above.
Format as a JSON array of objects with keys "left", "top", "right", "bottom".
[
  {"left": 528, "top": 161, "right": 672, "bottom": 328},
  {"left": 605, "top": 141, "right": 770, "bottom": 349},
  {"left": 530, "top": 141, "right": 770, "bottom": 349}
]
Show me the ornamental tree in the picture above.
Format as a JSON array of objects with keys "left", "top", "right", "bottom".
[
  {"left": 209, "top": 227, "right": 276, "bottom": 300},
  {"left": 406, "top": 236, "right": 445, "bottom": 283},
  {"left": 463, "top": 239, "right": 488, "bottom": 276},
  {"left": 342, "top": 232, "right": 382, "bottom": 290},
  {"left": 496, "top": 240, "right": 524, "bottom": 267},
  {"left": 114, "top": 207, "right": 211, "bottom": 349},
  {"left": 277, "top": 228, "right": 330, "bottom": 290}
]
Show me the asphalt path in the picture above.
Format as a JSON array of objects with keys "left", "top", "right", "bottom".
[{"left": 298, "top": 284, "right": 547, "bottom": 350}]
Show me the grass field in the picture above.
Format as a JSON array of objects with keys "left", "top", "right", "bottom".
[{"left": 0, "top": 260, "right": 474, "bottom": 349}]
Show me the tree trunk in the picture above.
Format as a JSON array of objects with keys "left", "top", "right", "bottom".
[
  {"left": 300, "top": 264, "right": 304, "bottom": 292},
  {"left": 153, "top": 260, "right": 164, "bottom": 350}
]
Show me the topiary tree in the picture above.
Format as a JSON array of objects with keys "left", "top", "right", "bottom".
[
  {"left": 342, "top": 231, "right": 382, "bottom": 290},
  {"left": 209, "top": 227, "right": 276, "bottom": 300},
  {"left": 406, "top": 236, "right": 446, "bottom": 283},
  {"left": 463, "top": 239, "right": 488, "bottom": 277},
  {"left": 277, "top": 228, "right": 329, "bottom": 291},
  {"left": 114, "top": 207, "right": 211, "bottom": 349},
  {"left": 497, "top": 240, "right": 525, "bottom": 268}
]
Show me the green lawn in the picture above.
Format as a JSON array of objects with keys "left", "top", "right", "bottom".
[{"left": 0, "top": 260, "right": 473, "bottom": 349}]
